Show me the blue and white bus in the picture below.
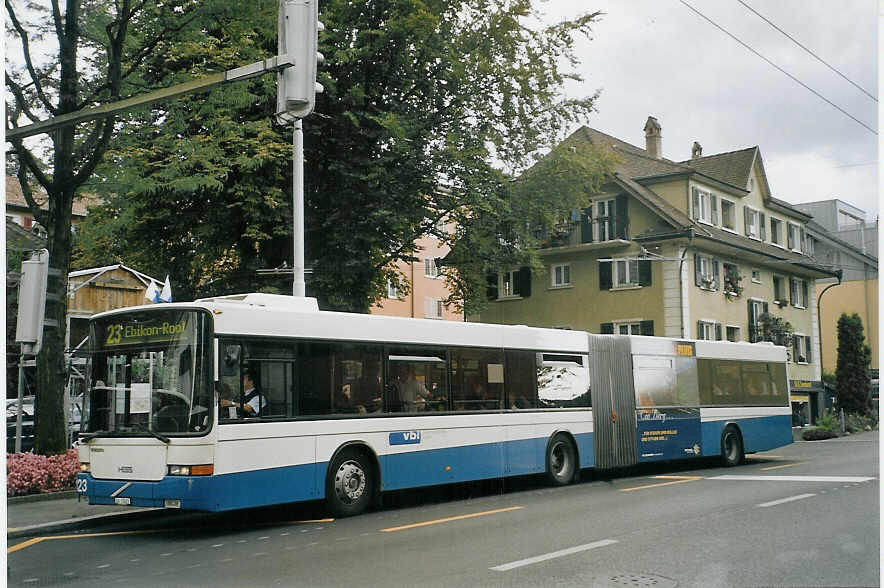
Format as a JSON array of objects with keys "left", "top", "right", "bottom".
[{"left": 76, "top": 293, "right": 792, "bottom": 516}]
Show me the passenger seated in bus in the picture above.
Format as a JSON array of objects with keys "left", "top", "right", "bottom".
[
  {"left": 350, "top": 362, "right": 382, "bottom": 412},
  {"left": 396, "top": 366, "right": 430, "bottom": 411},
  {"left": 334, "top": 384, "right": 362, "bottom": 413},
  {"left": 221, "top": 368, "right": 266, "bottom": 417}
]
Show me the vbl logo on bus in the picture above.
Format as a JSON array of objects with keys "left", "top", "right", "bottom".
[{"left": 389, "top": 431, "right": 421, "bottom": 445}]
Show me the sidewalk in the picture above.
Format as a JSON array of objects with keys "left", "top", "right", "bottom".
[{"left": 7, "top": 491, "right": 160, "bottom": 539}]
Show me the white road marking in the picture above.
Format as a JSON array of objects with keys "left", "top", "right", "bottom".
[
  {"left": 490, "top": 539, "right": 618, "bottom": 572},
  {"left": 711, "top": 475, "right": 874, "bottom": 483},
  {"left": 212, "top": 544, "right": 224, "bottom": 548},
  {"left": 259, "top": 536, "right": 270, "bottom": 540},
  {"left": 758, "top": 493, "right": 816, "bottom": 508},
  {"left": 97, "top": 564, "right": 111, "bottom": 569}
]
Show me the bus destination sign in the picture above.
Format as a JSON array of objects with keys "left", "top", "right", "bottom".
[{"left": 103, "top": 319, "right": 188, "bottom": 348}]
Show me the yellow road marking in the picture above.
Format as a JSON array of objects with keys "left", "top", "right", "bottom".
[
  {"left": 760, "top": 461, "right": 808, "bottom": 471},
  {"left": 620, "top": 475, "right": 703, "bottom": 492},
  {"left": 380, "top": 506, "right": 523, "bottom": 532},
  {"left": 8, "top": 538, "right": 46, "bottom": 554},
  {"left": 8, "top": 529, "right": 164, "bottom": 554}
]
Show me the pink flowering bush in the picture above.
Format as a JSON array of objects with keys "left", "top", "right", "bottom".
[{"left": 7, "top": 450, "right": 80, "bottom": 496}]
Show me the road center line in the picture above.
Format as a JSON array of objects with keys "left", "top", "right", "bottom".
[
  {"left": 757, "top": 493, "right": 816, "bottom": 508},
  {"left": 710, "top": 475, "right": 875, "bottom": 483},
  {"left": 620, "top": 475, "right": 703, "bottom": 492},
  {"left": 380, "top": 506, "right": 522, "bottom": 532},
  {"left": 760, "top": 461, "right": 808, "bottom": 471},
  {"left": 490, "top": 539, "right": 618, "bottom": 571}
]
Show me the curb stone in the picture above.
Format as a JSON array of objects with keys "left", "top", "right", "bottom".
[{"left": 7, "top": 490, "right": 78, "bottom": 504}]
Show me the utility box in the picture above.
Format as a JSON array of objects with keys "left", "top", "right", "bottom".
[{"left": 16, "top": 248, "right": 49, "bottom": 355}]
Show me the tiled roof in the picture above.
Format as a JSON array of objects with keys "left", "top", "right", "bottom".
[
  {"left": 612, "top": 173, "right": 694, "bottom": 230},
  {"left": 677, "top": 147, "right": 758, "bottom": 191},
  {"left": 6, "top": 217, "right": 46, "bottom": 251},
  {"left": 5, "top": 176, "right": 98, "bottom": 217},
  {"left": 567, "top": 127, "right": 693, "bottom": 179}
]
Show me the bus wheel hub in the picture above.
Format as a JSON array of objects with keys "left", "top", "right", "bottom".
[{"left": 335, "top": 461, "right": 365, "bottom": 502}]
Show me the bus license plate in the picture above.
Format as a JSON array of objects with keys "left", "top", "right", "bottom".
[{"left": 114, "top": 497, "right": 131, "bottom": 505}]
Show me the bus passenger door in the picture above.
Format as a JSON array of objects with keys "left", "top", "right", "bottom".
[{"left": 588, "top": 335, "right": 637, "bottom": 469}]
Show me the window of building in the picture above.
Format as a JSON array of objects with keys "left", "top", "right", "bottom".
[
  {"left": 773, "top": 275, "right": 786, "bottom": 303},
  {"left": 594, "top": 199, "right": 616, "bottom": 242},
  {"left": 694, "top": 254, "right": 719, "bottom": 290},
  {"left": 499, "top": 269, "right": 521, "bottom": 298},
  {"left": 787, "top": 222, "right": 805, "bottom": 253},
  {"left": 790, "top": 277, "right": 809, "bottom": 309},
  {"left": 692, "top": 188, "right": 718, "bottom": 225},
  {"left": 747, "top": 299, "right": 768, "bottom": 343},
  {"left": 792, "top": 334, "right": 812, "bottom": 364},
  {"left": 614, "top": 258, "right": 639, "bottom": 288},
  {"left": 770, "top": 217, "right": 783, "bottom": 247},
  {"left": 424, "top": 297, "right": 444, "bottom": 319},
  {"left": 423, "top": 257, "right": 441, "bottom": 278},
  {"left": 751, "top": 269, "right": 761, "bottom": 283},
  {"left": 744, "top": 207, "right": 760, "bottom": 239},
  {"left": 386, "top": 279, "right": 399, "bottom": 299},
  {"left": 618, "top": 322, "right": 642, "bottom": 335},
  {"left": 550, "top": 263, "right": 571, "bottom": 288},
  {"left": 697, "top": 320, "right": 721, "bottom": 341},
  {"left": 726, "top": 325, "right": 741, "bottom": 342},
  {"left": 721, "top": 199, "right": 736, "bottom": 230}
]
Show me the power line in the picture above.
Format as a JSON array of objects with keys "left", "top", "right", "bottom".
[
  {"left": 677, "top": 0, "right": 877, "bottom": 136},
  {"left": 735, "top": 0, "right": 877, "bottom": 102}
]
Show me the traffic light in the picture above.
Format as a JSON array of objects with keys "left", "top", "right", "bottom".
[{"left": 277, "top": 0, "right": 324, "bottom": 120}]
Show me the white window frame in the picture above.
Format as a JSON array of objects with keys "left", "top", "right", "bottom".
[
  {"left": 725, "top": 325, "right": 741, "bottom": 342},
  {"left": 613, "top": 258, "right": 640, "bottom": 288},
  {"left": 499, "top": 269, "right": 521, "bottom": 299},
  {"left": 550, "top": 263, "right": 572, "bottom": 288},
  {"left": 697, "top": 320, "right": 720, "bottom": 341},
  {"left": 751, "top": 268, "right": 762, "bottom": 284},
  {"left": 386, "top": 279, "right": 399, "bottom": 300},
  {"left": 615, "top": 321, "right": 643, "bottom": 335},
  {"left": 693, "top": 188, "right": 717, "bottom": 225},
  {"left": 787, "top": 222, "right": 804, "bottom": 253},
  {"left": 424, "top": 297, "right": 444, "bottom": 319},
  {"left": 423, "top": 257, "right": 441, "bottom": 278},
  {"left": 594, "top": 198, "right": 616, "bottom": 242},
  {"left": 793, "top": 333, "right": 809, "bottom": 364},
  {"left": 745, "top": 206, "right": 760, "bottom": 239},
  {"left": 791, "top": 277, "right": 808, "bottom": 309},
  {"left": 769, "top": 217, "right": 784, "bottom": 248},
  {"left": 720, "top": 198, "right": 736, "bottom": 231},
  {"left": 697, "top": 254, "right": 717, "bottom": 290}
]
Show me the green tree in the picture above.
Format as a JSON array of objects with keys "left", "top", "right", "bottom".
[
  {"left": 5, "top": 0, "right": 240, "bottom": 453},
  {"left": 75, "top": 0, "right": 613, "bottom": 313},
  {"left": 835, "top": 313, "right": 872, "bottom": 415}
]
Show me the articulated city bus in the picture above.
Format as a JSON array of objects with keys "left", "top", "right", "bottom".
[{"left": 76, "top": 293, "right": 791, "bottom": 516}]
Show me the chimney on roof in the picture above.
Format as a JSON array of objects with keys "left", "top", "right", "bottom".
[
  {"left": 644, "top": 116, "right": 662, "bottom": 159},
  {"left": 691, "top": 142, "right": 702, "bottom": 159}
]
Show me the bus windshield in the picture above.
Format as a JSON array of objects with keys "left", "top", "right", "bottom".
[{"left": 83, "top": 309, "right": 212, "bottom": 437}]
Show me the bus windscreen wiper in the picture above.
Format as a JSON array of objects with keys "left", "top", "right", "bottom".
[{"left": 129, "top": 423, "right": 170, "bottom": 444}]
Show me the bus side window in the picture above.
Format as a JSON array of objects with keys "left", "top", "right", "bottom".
[{"left": 505, "top": 350, "right": 537, "bottom": 409}]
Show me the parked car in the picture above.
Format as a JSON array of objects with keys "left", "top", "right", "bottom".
[{"left": 6, "top": 397, "right": 35, "bottom": 453}]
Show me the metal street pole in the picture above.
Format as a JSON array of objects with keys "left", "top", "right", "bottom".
[
  {"left": 292, "top": 119, "right": 306, "bottom": 297},
  {"left": 15, "top": 355, "right": 25, "bottom": 453}
]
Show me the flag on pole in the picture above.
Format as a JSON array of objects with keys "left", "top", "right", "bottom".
[
  {"left": 145, "top": 280, "right": 160, "bottom": 303},
  {"left": 159, "top": 275, "right": 173, "bottom": 303}
]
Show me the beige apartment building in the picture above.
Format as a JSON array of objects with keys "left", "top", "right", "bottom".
[
  {"left": 371, "top": 229, "right": 463, "bottom": 321},
  {"left": 479, "top": 118, "right": 836, "bottom": 421}
]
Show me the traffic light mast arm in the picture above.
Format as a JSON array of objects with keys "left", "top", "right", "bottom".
[{"left": 6, "top": 55, "right": 295, "bottom": 141}]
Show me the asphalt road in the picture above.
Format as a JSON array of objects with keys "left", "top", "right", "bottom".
[{"left": 8, "top": 431, "right": 879, "bottom": 587}]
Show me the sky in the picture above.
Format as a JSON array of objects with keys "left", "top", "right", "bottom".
[{"left": 539, "top": 0, "right": 879, "bottom": 221}]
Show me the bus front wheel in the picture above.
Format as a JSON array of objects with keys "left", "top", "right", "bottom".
[
  {"left": 720, "top": 426, "right": 744, "bottom": 467},
  {"left": 326, "top": 448, "right": 375, "bottom": 517},
  {"left": 545, "top": 434, "right": 577, "bottom": 486}
]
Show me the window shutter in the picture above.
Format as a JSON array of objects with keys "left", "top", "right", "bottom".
[
  {"left": 711, "top": 195, "right": 719, "bottom": 225},
  {"left": 600, "top": 322, "right": 614, "bottom": 334},
  {"left": 712, "top": 260, "right": 720, "bottom": 290},
  {"left": 639, "top": 320, "right": 654, "bottom": 336},
  {"left": 692, "top": 188, "right": 700, "bottom": 220},
  {"left": 759, "top": 213, "right": 766, "bottom": 241},
  {"left": 762, "top": 301, "right": 768, "bottom": 315},
  {"left": 614, "top": 195, "right": 629, "bottom": 239},
  {"left": 792, "top": 338, "right": 799, "bottom": 363},
  {"left": 799, "top": 227, "right": 806, "bottom": 253},
  {"left": 638, "top": 260, "right": 652, "bottom": 286},
  {"left": 694, "top": 254, "right": 703, "bottom": 286},
  {"left": 744, "top": 207, "right": 751, "bottom": 235},
  {"left": 436, "top": 299, "right": 444, "bottom": 318},
  {"left": 805, "top": 336, "right": 812, "bottom": 363},
  {"left": 697, "top": 321, "right": 704, "bottom": 340},
  {"left": 599, "top": 261, "right": 612, "bottom": 290},
  {"left": 787, "top": 225, "right": 795, "bottom": 250},
  {"left": 518, "top": 267, "right": 531, "bottom": 297},
  {"left": 486, "top": 273, "right": 498, "bottom": 300},
  {"left": 715, "top": 323, "right": 723, "bottom": 341},
  {"left": 747, "top": 300, "right": 756, "bottom": 342},
  {"left": 789, "top": 277, "right": 796, "bottom": 306},
  {"left": 580, "top": 209, "right": 593, "bottom": 244}
]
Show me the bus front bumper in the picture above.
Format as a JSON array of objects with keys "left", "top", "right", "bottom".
[{"left": 77, "top": 473, "right": 218, "bottom": 511}]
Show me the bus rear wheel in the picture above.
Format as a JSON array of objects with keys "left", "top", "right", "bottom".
[
  {"left": 326, "top": 448, "right": 375, "bottom": 517},
  {"left": 720, "top": 426, "right": 744, "bottom": 467},
  {"left": 545, "top": 434, "right": 577, "bottom": 486}
]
